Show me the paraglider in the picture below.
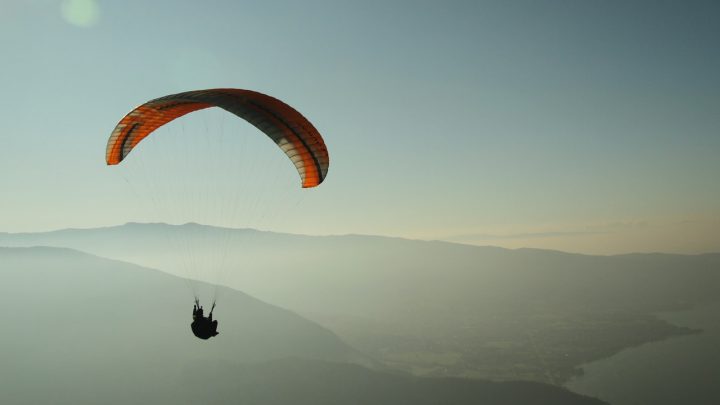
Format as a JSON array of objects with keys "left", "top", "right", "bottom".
[
  {"left": 106, "top": 88, "right": 330, "bottom": 340},
  {"left": 191, "top": 299, "right": 219, "bottom": 340}
]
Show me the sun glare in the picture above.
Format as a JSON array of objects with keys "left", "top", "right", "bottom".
[{"left": 61, "top": 0, "right": 99, "bottom": 28}]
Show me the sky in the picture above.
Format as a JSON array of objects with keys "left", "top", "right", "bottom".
[{"left": 0, "top": 0, "right": 718, "bottom": 254}]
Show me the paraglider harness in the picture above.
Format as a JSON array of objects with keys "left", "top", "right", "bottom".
[{"left": 191, "top": 299, "right": 219, "bottom": 340}]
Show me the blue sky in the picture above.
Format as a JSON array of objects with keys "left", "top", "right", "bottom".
[{"left": 1, "top": 0, "right": 718, "bottom": 254}]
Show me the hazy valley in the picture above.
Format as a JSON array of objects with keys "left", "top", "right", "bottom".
[
  {"left": 3, "top": 223, "right": 719, "bottom": 385},
  {"left": 0, "top": 246, "right": 604, "bottom": 405}
]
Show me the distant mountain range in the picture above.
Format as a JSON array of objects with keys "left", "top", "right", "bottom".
[
  {"left": 4, "top": 222, "right": 718, "bottom": 315},
  {"left": 2, "top": 223, "right": 719, "bottom": 383},
  {"left": 0, "top": 246, "right": 605, "bottom": 405}
]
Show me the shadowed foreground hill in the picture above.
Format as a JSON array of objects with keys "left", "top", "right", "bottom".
[
  {"left": 0, "top": 247, "right": 604, "bottom": 405},
  {"left": 0, "top": 246, "right": 361, "bottom": 404},
  {"left": 0, "top": 246, "right": 359, "bottom": 363}
]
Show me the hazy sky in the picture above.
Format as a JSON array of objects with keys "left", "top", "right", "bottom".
[{"left": 1, "top": 0, "right": 718, "bottom": 254}]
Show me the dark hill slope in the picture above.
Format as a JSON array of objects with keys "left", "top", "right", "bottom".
[{"left": 0, "top": 246, "right": 364, "bottom": 369}]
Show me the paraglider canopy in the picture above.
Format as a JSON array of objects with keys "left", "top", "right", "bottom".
[{"left": 106, "top": 88, "right": 329, "bottom": 188}]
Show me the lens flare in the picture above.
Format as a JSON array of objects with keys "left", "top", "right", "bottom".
[{"left": 61, "top": 0, "right": 99, "bottom": 28}]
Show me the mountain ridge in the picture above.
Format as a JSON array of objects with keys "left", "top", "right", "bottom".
[{"left": 3, "top": 221, "right": 717, "bottom": 257}]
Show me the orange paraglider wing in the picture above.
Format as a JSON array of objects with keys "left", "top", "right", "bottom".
[{"left": 106, "top": 89, "right": 329, "bottom": 188}]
